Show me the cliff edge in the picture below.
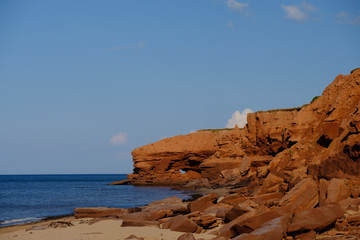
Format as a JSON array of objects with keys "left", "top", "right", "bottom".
[{"left": 126, "top": 69, "right": 360, "bottom": 191}]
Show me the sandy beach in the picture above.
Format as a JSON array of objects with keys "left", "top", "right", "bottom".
[{"left": 0, "top": 216, "right": 217, "bottom": 240}]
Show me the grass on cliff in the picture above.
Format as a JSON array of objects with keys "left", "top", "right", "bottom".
[
  {"left": 310, "top": 96, "right": 320, "bottom": 104},
  {"left": 263, "top": 106, "right": 303, "bottom": 113},
  {"left": 198, "top": 128, "right": 236, "bottom": 132}
]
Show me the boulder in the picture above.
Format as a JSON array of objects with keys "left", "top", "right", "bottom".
[
  {"left": 177, "top": 233, "right": 196, "bottom": 240},
  {"left": 203, "top": 203, "right": 233, "bottom": 219},
  {"left": 251, "top": 192, "right": 284, "bottom": 205},
  {"left": 162, "top": 215, "right": 200, "bottom": 233},
  {"left": 347, "top": 213, "right": 360, "bottom": 223},
  {"left": 294, "top": 230, "right": 316, "bottom": 240},
  {"left": 256, "top": 166, "right": 269, "bottom": 178},
  {"left": 339, "top": 198, "right": 360, "bottom": 210},
  {"left": 232, "top": 216, "right": 289, "bottom": 240},
  {"left": 121, "top": 212, "right": 153, "bottom": 221},
  {"left": 287, "top": 205, "right": 345, "bottom": 233},
  {"left": 217, "top": 211, "right": 256, "bottom": 239},
  {"left": 121, "top": 219, "right": 160, "bottom": 227},
  {"left": 108, "top": 179, "right": 131, "bottom": 185},
  {"left": 326, "top": 178, "right": 351, "bottom": 204},
  {"left": 262, "top": 173, "right": 286, "bottom": 193},
  {"left": 289, "top": 166, "right": 308, "bottom": 188},
  {"left": 125, "top": 235, "right": 144, "bottom": 240},
  {"left": 224, "top": 205, "right": 249, "bottom": 223},
  {"left": 142, "top": 196, "right": 188, "bottom": 216},
  {"left": 231, "top": 209, "right": 285, "bottom": 235},
  {"left": 219, "top": 194, "right": 247, "bottom": 205},
  {"left": 279, "top": 178, "right": 319, "bottom": 210},
  {"left": 188, "top": 193, "right": 219, "bottom": 213},
  {"left": 221, "top": 168, "right": 240, "bottom": 179},
  {"left": 192, "top": 214, "right": 219, "bottom": 229},
  {"left": 239, "top": 156, "right": 251, "bottom": 175},
  {"left": 73, "top": 207, "right": 127, "bottom": 219}
]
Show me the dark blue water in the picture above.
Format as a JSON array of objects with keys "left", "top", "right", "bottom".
[{"left": 0, "top": 174, "right": 188, "bottom": 227}]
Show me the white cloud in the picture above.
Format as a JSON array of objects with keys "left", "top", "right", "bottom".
[
  {"left": 137, "top": 41, "right": 146, "bottom": 49},
  {"left": 226, "top": 108, "right": 253, "bottom": 128},
  {"left": 281, "top": 5, "right": 308, "bottom": 22},
  {"left": 281, "top": 1, "right": 317, "bottom": 22},
  {"left": 110, "top": 132, "right": 128, "bottom": 145},
  {"left": 336, "top": 10, "right": 360, "bottom": 25},
  {"left": 109, "top": 45, "right": 122, "bottom": 51},
  {"left": 226, "top": 0, "right": 248, "bottom": 13},
  {"left": 301, "top": 1, "right": 317, "bottom": 13},
  {"left": 227, "top": 21, "right": 235, "bottom": 31}
]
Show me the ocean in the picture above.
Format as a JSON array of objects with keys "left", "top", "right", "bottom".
[{"left": 0, "top": 174, "right": 189, "bottom": 227}]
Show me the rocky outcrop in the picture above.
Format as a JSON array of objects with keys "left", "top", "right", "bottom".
[
  {"left": 76, "top": 69, "right": 360, "bottom": 240},
  {"left": 127, "top": 69, "right": 360, "bottom": 188},
  {"left": 74, "top": 179, "right": 360, "bottom": 239}
]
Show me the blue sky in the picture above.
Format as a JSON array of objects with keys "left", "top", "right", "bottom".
[{"left": 1, "top": 0, "right": 359, "bottom": 174}]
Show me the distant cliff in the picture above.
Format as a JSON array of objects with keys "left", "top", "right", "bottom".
[{"left": 127, "top": 69, "right": 360, "bottom": 191}]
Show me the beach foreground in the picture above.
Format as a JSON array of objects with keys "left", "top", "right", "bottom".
[{"left": 0, "top": 216, "right": 215, "bottom": 240}]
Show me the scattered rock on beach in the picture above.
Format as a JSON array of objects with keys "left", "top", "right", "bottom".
[
  {"left": 177, "top": 233, "right": 196, "bottom": 240},
  {"left": 48, "top": 221, "right": 74, "bottom": 228},
  {"left": 162, "top": 215, "right": 200, "bottom": 233},
  {"left": 74, "top": 207, "right": 128, "bottom": 219}
]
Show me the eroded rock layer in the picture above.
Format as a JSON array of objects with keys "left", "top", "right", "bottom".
[{"left": 127, "top": 69, "right": 360, "bottom": 188}]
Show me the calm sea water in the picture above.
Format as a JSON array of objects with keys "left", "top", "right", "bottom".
[{"left": 0, "top": 174, "right": 189, "bottom": 227}]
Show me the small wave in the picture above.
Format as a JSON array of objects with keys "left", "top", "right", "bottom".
[{"left": 0, "top": 217, "right": 42, "bottom": 226}]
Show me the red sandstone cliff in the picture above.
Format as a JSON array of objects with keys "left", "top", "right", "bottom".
[{"left": 127, "top": 69, "right": 360, "bottom": 190}]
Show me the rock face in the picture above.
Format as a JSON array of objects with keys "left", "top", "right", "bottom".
[
  {"left": 127, "top": 69, "right": 360, "bottom": 187},
  {"left": 75, "top": 69, "right": 360, "bottom": 240}
]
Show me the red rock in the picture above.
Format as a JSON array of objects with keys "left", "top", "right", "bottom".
[
  {"left": 125, "top": 235, "right": 144, "bottom": 240},
  {"left": 262, "top": 173, "right": 285, "bottom": 194},
  {"left": 231, "top": 209, "right": 285, "bottom": 235},
  {"left": 108, "top": 179, "right": 130, "bottom": 185},
  {"left": 177, "top": 233, "right": 195, "bottom": 240},
  {"left": 221, "top": 168, "right": 240, "bottom": 181},
  {"left": 232, "top": 216, "right": 289, "bottom": 240},
  {"left": 73, "top": 207, "right": 127, "bottom": 219},
  {"left": 192, "top": 214, "right": 219, "bottom": 229},
  {"left": 319, "top": 179, "right": 329, "bottom": 207},
  {"left": 162, "top": 215, "right": 200, "bottom": 233},
  {"left": 289, "top": 166, "right": 308, "bottom": 188},
  {"left": 203, "top": 203, "right": 233, "bottom": 219},
  {"left": 279, "top": 178, "right": 319, "bottom": 210},
  {"left": 121, "top": 219, "right": 160, "bottom": 227},
  {"left": 217, "top": 211, "right": 256, "bottom": 239},
  {"left": 224, "top": 205, "right": 249, "bottom": 223},
  {"left": 288, "top": 205, "right": 345, "bottom": 233},
  {"left": 347, "top": 213, "right": 360, "bottom": 223},
  {"left": 339, "top": 198, "right": 360, "bottom": 210},
  {"left": 229, "top": 186, "right": 248, "bottom": 194},
  {"left": 219, "top": 194, "right": 247, "bottom": 205},
  {"left": 200, "top": 157, "right": 242, "bottom": 181},
  {"left": 142, "top": 196, "right": 188, "bottom": 214},
  {"left": 294, "top": 230, "right": 316, "bottom": 240},
  {"left": 326, "top": 178, "right": 351, "bottom": 204},
  {"left": 256, "top": 166, "right": 269, "bottom": 178},
  {"left": 251, "top": 192, "right": 284, "bottom": 205},
  {"left": 239, "top": 155, "right": 251, "bottom": 175},
  {"left": 121, "top": 212, "right": 153, "bottom": 221},
  {"left": 188, "top": 193, "right": 219, "bottom": 213},
  {"left": 128, "top": 70, "right": 360, "bottom": 186}
]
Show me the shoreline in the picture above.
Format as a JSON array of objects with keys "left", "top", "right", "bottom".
[
  {"left": 0, "top": 214, "right": 74, "bottom": 229},
  {"left": 0, "top": 215, "right": 216, "bottom": 240}
]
